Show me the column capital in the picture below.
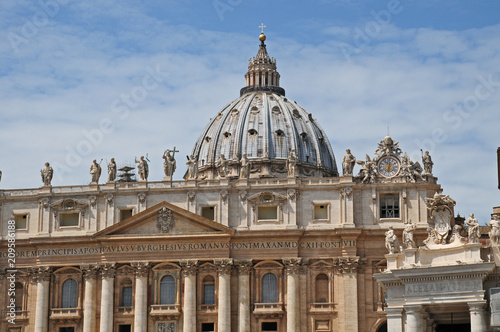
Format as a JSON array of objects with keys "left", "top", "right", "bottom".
[
  {"left": 282, "top": 257, "right": 302, "bottom": 275},
  {"left": 81, "top": 264, "right": 100, "bottom": 280},
  {"left": 100, "top": 263, "right": 116, "bottom": 279},
  {"left": 333, "top": 256, "right": 364, "bottom": 274},
  {"left": 468, "top": 300, "right": 487, "bottom": 313},
  {"left": 28, "top": 266, "right": 52, "bottom": 283},
  {"left": 180, "top": 259, "right": 199, "bottom": 276},
  {"left": 235, "top": 259, "right": 253, "bottom": 275},
  {"left": 404, "top": 304, "right": 424, "bottom": 314},
  {"left": 385, "top": 306, "right": 404, "bottom": 317},
  {"left": 214, "top": 258, "right": 233, "bottom": 275},
  {"left": 131, "top": 262, "right": 150, "bottom": 278}
]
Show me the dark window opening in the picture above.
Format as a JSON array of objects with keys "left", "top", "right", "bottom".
[
  {"left": 262, "top": 322, "right": 278, "bottom": 331},
  {"left": 201, "top": 323, "right": 215, "bottom": 331}
]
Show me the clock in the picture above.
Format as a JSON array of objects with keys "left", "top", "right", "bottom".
[{"left": 378, "top": 156, "right": 400, "bottom": 178}]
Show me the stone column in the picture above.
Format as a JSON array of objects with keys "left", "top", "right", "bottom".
[
  {"left": 81, "top": 264, "right": 99, "bottom": 332},
  {"left": 31, "top": 266, "right": 52, "bottom": 332},
  {"left": 215, "top": 259, "right": 233, "bottom": 332},
  {"left": 100, "top": 263, "right": 116, "bottom": 332},
  {"left": 334, "top": 257, "right": 360, "bottom": 331},
  {"left": 283, "top": 258, "right": 301, "bottom": 332},
  {"left": 468, "top": 301, "right": 488, "bottom": 332},
  {"left": 299, "top": 261, "right": 308, "bottom": 332},
  {"left": 181, "top": 260, "right": 199, "bottom": 332},
  {"left": 132, "top": 262, "right": 150, "bottom": 332},
  {"left": 385, "top": 307, "right": 404, "bottom": 332},
  {"left": 405, "top": 304, "right": 424, "bottom": 332},
  {"left": 236, "top": 260, "right": 252, "bottom": 332}
]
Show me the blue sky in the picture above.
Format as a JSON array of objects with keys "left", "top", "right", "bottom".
[{"left": 1, "top": 0, "right": 499, "bottom": 223}]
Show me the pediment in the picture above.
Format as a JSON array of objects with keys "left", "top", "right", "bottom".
[{"left": 95, "top": 201, "right": 234, "bottom": 237}]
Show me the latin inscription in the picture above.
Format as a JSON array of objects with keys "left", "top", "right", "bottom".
[{"left": 405, "top": 280, "right": 482, "bottom": 295}]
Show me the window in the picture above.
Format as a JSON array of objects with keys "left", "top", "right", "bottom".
[
  {"left": 14, "top": 283, "right": 23, "bottom": 311},
  {"left": 60, "top": 213, "right": 79, "bottom": 227},
  {"left": 120, "top": 209, "right": 133, "bottom": 222},
  {"left": 201, "top": 323, "right": 215, "bottom": 332},
  {"left": 262, "top": 322, "right": 278, "bottom": 331},
  {"left": 315, "top": 274, "right": 329, "bottom": 303},
  {"left": 118, "top": 325, "right": 131, "bottom": 332},
  {"left": 160, "top": 275, "right": 175, "bottom": 305},
  {"left": 262, "top": 273, "right": 278, "bottom": 303},
  {"left": 14, "top": 214, "right": 28, "bottom": 230},
  {"left": 59, "top": 328, "right": 75, "bottom": 332},
  {"left": 380, "top": 194, "right": 400, "bottom": 219},
  {"left": 314, "top": 204, "right": 328, "bottom": 220},
  {"left": 202, "top": 276, "right": 215, "bottom": 305},
  {"left": 122, "top": 285, "right": 133, "bottom": 307},
  {"left": 201, "top": 206, "right": 215, "bottom": 221},
  {"left": 61, "top": 279, "right": 78, "bottom": 308},
  {"left": 258, "top": 206, "right": 278, "bottom": 220}
]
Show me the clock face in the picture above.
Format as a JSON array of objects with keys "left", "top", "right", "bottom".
[{"left": 378, "top": 156, "right": 400, "bottom": 177}]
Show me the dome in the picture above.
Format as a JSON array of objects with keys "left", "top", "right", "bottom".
[{"left": 188, "top": 33, "right": 338, "bottom": 180}]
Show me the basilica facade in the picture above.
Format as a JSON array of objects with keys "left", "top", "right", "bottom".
[{"left": 1, "top": 32, "right": 499, "bottom": 332}]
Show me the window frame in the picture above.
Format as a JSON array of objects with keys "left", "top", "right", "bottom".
[{"left": 379, "top": 193, "right": 401, "bottom": 220}]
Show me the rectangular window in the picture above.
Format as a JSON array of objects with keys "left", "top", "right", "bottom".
[
  {"left": 59, "top": 328, "right": 75, "bottom": 332},
  {"left": 258, "top": 206, "right": 278, "bottom": 220},
  {"left": 314, "top": 204, "right": 328, "bottom": 220},
  {"left": 14, "top": 214, "right": 28, "bottom": 230},
  {"left": 120, "top": 209, "right": 133, "bottom": 222},
  {"left": 203, "top": 284, "right": 215, "bottom": 305},
  {"left": 60, "top": 213, "right": 79, "bottom": 227},
  {"left": 201, "top": 206, "right": 215, "bottom": 221},
  {"left": 261, "top": 322, "right": 278, "bottom": 331},
  {"left": 201, "top": 323, "right": 215, "bottom": 332},
  {"left": 118, "top": 325, "right": 131, "bottom": 332},
  {"left": 380, "top": 194, "right": 400, "bottom": 219},
  {"left": 122, "top": 286, "right": 133, "bottom": 307}
]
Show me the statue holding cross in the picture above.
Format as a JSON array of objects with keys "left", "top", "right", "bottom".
[{"left": 163, "top": 147, "right": 178, "bottom": 178}]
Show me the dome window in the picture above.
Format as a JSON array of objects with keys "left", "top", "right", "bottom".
[
  {"left": 292, "top": 110, "right": 301, "bottom": 118},
  {"left": 300, "top": 132, "right": 308, "bottom": 139},
  {"left": 248, "top": 129, "right": 258, "bottom": 136},
  {"left": 205, "top": 136, "right": 211, "bottom": 143},
  {"left": 251, "top": 106, "right": 259, "bottom": 114},
  {"left": 272, "top": 106, "right": 281, "bottom": 115},
  {"left": 223, "top": 132, "right": 231, "bottom": 138},
  {"left": 275, "top": 130, "right": 285, "bottom": 137},
  {"left": 231, "top": 109, "right": 239, "bottom": 116}
]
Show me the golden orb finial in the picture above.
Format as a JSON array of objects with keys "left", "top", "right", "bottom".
[{"left": 259, "top": 33, "right": 266, "bottom": 41}]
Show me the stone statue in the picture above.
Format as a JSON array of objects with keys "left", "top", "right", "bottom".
[
  {"left": 286, "top": 151, "right": 298, "bottom": 177},
  {"left": 385, "top": 226, "right": 400, "bottom": 254},
  {"left": 357, "top": 154, "right": 376, "bottom": 184},
  {"left": 162, "top": 150, "right": 177, "bottom": 177},
  {"left": 89, "top": 159, "right": 102, "bottom": 183},
  {"left": 41, "top": 162, "right": 53, "bottom": 186},
  {"left": 403, "top": 220, "right": 417, "bottom": 249},
  {"left": 465, "top": 213, "right": 480, "bottom": 244},
  {"left": 342, "top": 149, "right": 356, "bottom": 176},
  {"left": 107, "top": 158, "right": 117, "bottom": 182},
  {"left": 216, "top": 154, "right": 228, "bottom": 177},
  {"left": 422, "top": 150, "right": 433, "bottom": 175},
  {"left": 240, "top": 154, "right": 251, "bottom": 179},
  {"left": 186, "top": 154, "right": 198, "bottom": 179},
  {"left": 487, "top": 215, "right": 500, "bottom": 245},
  {"left": 375, "top": 136, "right": 402, "bottom": 157},
  {"left": 401, "top": 153, "right": 424, "bottom": 183},
  {"left": 135, "top": 156, "right": 149, "bottom": 181}
]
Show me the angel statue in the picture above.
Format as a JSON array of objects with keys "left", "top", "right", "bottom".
[{"left": 357, "top": 154, "right": 376, "bottom": 184}]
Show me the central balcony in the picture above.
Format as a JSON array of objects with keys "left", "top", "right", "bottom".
[{"left": 150, "top": 304, "right": 181, "bottom": 318}]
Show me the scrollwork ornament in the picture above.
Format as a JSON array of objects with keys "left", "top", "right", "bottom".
[
  {"left": 131, "top": 262, "right": 150, "bottom": 278},
  {"left": 187, "top": 191, "right": 196, "bottom": 203},
  {"left": 283, "top": 257, "right": 302, "bottom": 275},
  {"left": 105, "top": 194, "right": 114, "bottom": 206},
  {"left": 100, "top": 263, "right": 116, "bottom": 279},
  {"left": 239, "top": 190, "right": 247, "bottom": 202},
  {"left": 220, "top": 190, "right": 229, "bottom": 204},
  {"left": 81, "top": 264, "right": 100, "bottom": 279},
  {"left": 88, "top": 195, "right": 97, "bottom": 207},
  {"left": 180, "top": 259, "right": 199, "bottom": 277},
  {"left": 333, "top": 257, "right": 362, "bottom": 274},
  {"left": 138, "top": 193, "right": 146, "bottom": 204},
  {"left": 215, "top": 258, "right": 233, "bottom": 275},
  {"left": 235, "top": 259, "right": 252, "bottom": 275}
]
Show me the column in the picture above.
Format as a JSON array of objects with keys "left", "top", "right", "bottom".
[
  {"left": 81, "top": 264, "right": 99, "bottom": 332},
  {"left": 32, "top": 266, "right": 51, "bottom": 332},
  {"left": 215, "top": 259, "right": 233, "bottom": 332},
  {"left": 335, "top": 257, "right": 360, "bottom": 331},
  {"left": 100, "top": 263, "right": 116, "bottom": 332},
  {"left": 132, "top": 262, "right": 150, "bottom": 332},
  {"left": 236, "top": 260, "right": 252, "bottom": 332},
  {"left": 385, "top": 307, "right": 404, "bottom": 332},
  {"left": 283, "top": 258, "right": 301, "bottom": 332},
  {"left": 181, "top": 260, "right": 199, "bottom": 332},
  {"left": 299, "top": 261, "right": 308, "bottom": 332},
  {"left": 405, "top": 304, "right": 424, "bottom": 332},
  {"left": 468, "top": 301, "right": 488, "bottom": 332}
]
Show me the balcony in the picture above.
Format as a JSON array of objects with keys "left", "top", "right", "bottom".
[
  {"left": 115, "top": 306, "right": 134, "bottom": 315},
  {"left": 150, "top": 304, "right": 181, "bottom": 318},
  {"left": 309, "top": 302, "right": 336, "bottom": 313},
  {"left": 253, "top": 303, "right": 284, "bottom": 317},
  {"left": 50, "top": 308, "right": 82, "bottom": 321},
  {"left": 197, "top": 304, "right": 217, "bottom": 313}
]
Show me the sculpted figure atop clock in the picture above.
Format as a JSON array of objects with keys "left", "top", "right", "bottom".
[{"left": 378, "top": 156, "right": 400, "bottom": 178}]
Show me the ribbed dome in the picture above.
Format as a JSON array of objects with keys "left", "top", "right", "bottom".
[{"left": 188, "top": 33, "right": 338, "bottom": 180}]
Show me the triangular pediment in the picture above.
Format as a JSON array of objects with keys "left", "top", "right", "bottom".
[{"left": 95, "top": 201, "right": 234, "bottom": 237}]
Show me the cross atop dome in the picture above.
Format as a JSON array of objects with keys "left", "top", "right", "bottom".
[{"left": 259, "top": 23, "right": 266, "bottom": 34}]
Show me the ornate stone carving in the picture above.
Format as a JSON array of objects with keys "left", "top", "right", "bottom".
[
  {"left": 465, "top": 213, "right": 480, "bottom": 244},
  {"left": 107, "top": 158, "right": 117, "bottom": 182},
  {"left": 28, "top": 266, "right": 52, "bottom": 283},
  {"left": 215, "top": 258, "right": 233, "bottom": 275},
  {"left": 187, "top": 191, "right": 196, "bottom": 203},
  {"left": 424, "top": 191, "right": 456, "bottom": 245},
  {"left": 239, "top": 190, "right": 247, "bottom": 202},
  {"left": 333, "top": 257, "right": 362, "bottom": 274},
  {"left": 216, "top": 154, "right": 229, "bottom": 178},
  {"left": 39, "top": 197, "right": 50, "bottom": 210},
  {"left": 100, "top": 263, "right": 116, "bottom": 278},
  {"left": 88, "top": 195, "right": 97, "bottom": 207},
  {"left": 180, "top": 260, "right": 199, "bottom": 276},
  {"left": 50, "top": 198, "right": 89, "bottom": 218},
  {"left": 131, "top": 262, "right": 150, "bottom": 278},
  {"left": 282, "top": 257, "right": 302, "bottom": 275},
  {"left": 220, "top": 190, "right": 229, "bottom": 203},
  {"left": 89, "top": 159, "right": 102, "bottom": 184},
  {"left": 286, "top": 151, "right": 298, "bottom": 177},
  {"left": 81, "top": 264, "right": 100, "bottom": 279},
  {"left": 138, "top": 193, "right": 146, "bottom": 204},
  {"left": 342, "top": 149, "right": 356, "bottom": 176},
  {"left": 235, "top": 259, "right": 253, "bottom": 275},
  {"left": 287, "top": 189, "right": 298, "bottom": 200},
  {"left": 375, "top": 136, "right": 402, "bottom": 157},
  {"left": 105, "top": 194, "right": 114, "bottom": 205},
  {"left": 356, "top": 154, "right": 376, "bottom": 184},
  {"left": 157, "top": 207, "right": 175, "bottom": 233},
  {"left": 162, "top": 148, "right": 177, "bottom": 177},
  {"left": 488, "top": 215, "right": 500, "bottom": 245},
  {"left": 385, "top": 226, "right": 400, "bottom": 254},
  {"left": 186, "top": 154, "right": 198, "bottom": 179},
  {"left": 239, "top": 154, "right": 251, "bottom": 179},
  {"left": 340, "top": 187, "right": 352, "bottom": 198},
  {"left": 400, "top": 153, "right": 424, "bottom": 183},
  {"left": 135, "top": 156, "right": 149, "bottom": 181},
  {"left": 422, "top": 150, "right": 433, "bottom": 175},
  {"left": 41, "top": 162, "right": 53, "bottom": 186}
]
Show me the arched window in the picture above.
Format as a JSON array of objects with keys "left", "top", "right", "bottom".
[
  {"left": 121, "top": 278, "right": 133, "bottom": 307},
  {"left": 61, "top": 279, "right": 78, "bottom": 308},
  {"left": 202, "top": 276, "right": 215, "bottom": 305},
  {"left": 315, "top": 274, "right": 329, "bottom": 303},
  {"left": 15, "top": 282, "right": 23, "bottom": 311},
  {"left": 262, "top": 273, "right": 278, "bottom": 303},
  {"left": 160, "top": 275, "right": 175, "bottom": 305}
]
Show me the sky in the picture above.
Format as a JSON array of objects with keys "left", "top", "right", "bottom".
[{"left": 1, "top": 0, "right": 499, "bottom": 223}]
